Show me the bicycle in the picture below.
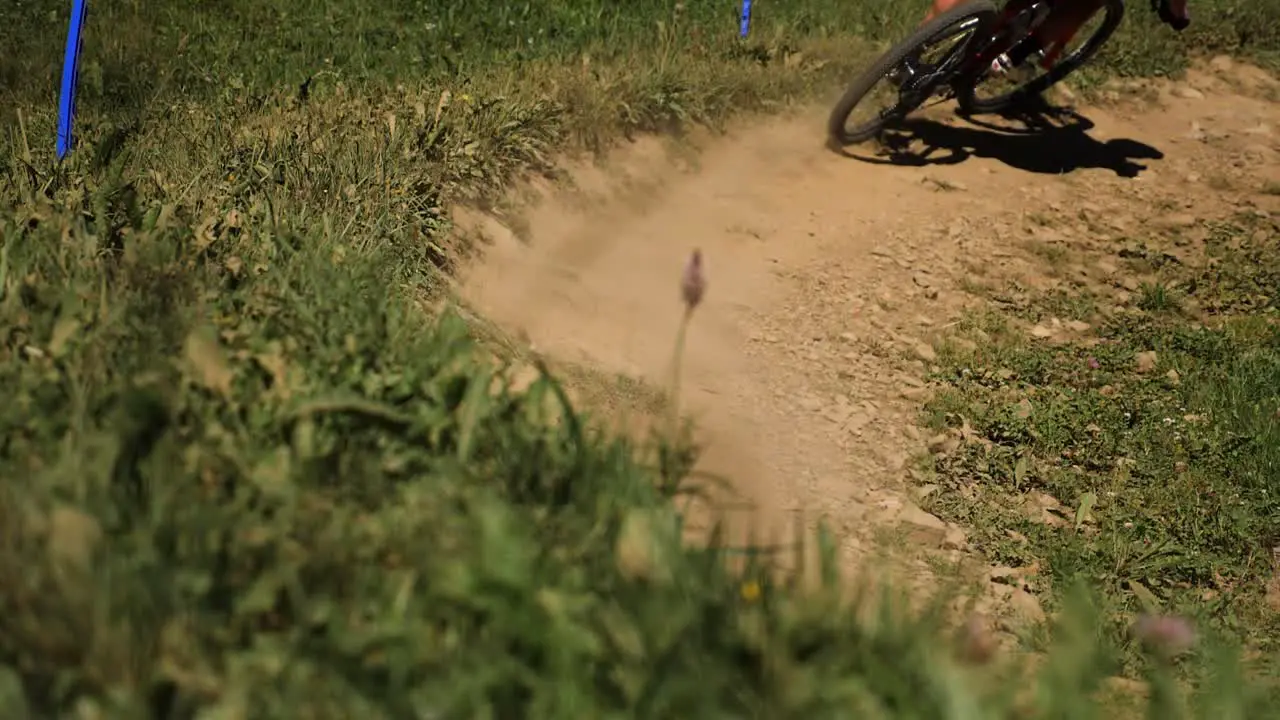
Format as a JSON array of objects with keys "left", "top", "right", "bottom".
[{"left": 826, "top": 0, "right": 1135, "bottom": 146}]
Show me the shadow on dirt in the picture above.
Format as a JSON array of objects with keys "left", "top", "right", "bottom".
[{"left": 837, "top": 98, "right": 1165, "bottom": 178}]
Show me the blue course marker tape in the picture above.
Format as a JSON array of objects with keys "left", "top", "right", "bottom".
[
  {"left": 739, "top": 0, "right": 752, "bottom": 37},
  {"left": 57, "top": 0, "right": 90, "bottom": 160}
]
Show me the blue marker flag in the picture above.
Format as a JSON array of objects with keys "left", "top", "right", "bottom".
[
  {"left": 57, "top": 0, "right": 90, "bottom": 160},
  {"left": 739, "top": 0, "right": 753, "bottom": 37}
]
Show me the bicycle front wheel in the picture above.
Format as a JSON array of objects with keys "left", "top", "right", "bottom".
[{"left": 827, "top": 1, "right": 997, "bottom": 146}]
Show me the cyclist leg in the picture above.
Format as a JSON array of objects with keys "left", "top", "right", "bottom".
[
  {"left": 1035, "top": 0, "right": 1108, "bottom": 67},
  {"left": 924, "top": 0, "right": 968, "bottom": 23}
]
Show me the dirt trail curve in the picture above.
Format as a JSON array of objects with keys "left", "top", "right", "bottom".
[{"left": 458, "top": 60, "right": 1280, "bottom": 607}]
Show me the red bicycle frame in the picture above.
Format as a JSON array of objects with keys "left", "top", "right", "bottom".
[{"left": 966, "top": 0, "right": 1104, "bottom": 75}]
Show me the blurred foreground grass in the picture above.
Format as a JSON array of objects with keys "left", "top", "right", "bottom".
[{"left": 3, "top": 0, "right": 1280, "bottom": 716}]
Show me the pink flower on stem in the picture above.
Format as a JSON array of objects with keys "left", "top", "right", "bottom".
[
  {"left": 681, "top": 249, "right": 706, "bottom": 313},
  {"left": 1132, "top": 613, "right": 1196, "bottom": 660},
  {"left": 958, "top": 613, "right": 997, "bottom": 665}
]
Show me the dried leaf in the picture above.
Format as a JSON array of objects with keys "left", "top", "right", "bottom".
[
  {"left": 49, "top": 316, "right": 81, "bottom": 358},
  {"left": 1129, "top": 578, "right": 1162, "bottom": 613},
  {"left": 250, "top": 447, "right": 293, "bottom": 499},
  {"left": 47, "top": 505, "right": 102, "bottom": 573},
  {"left": 1075, "top": 491, "right": 1098, "bottom": 529},
  {"left": 253, "top": 341, "right": 293, "bottom": 400},
  {"left": 1014, "top": 455, "right": 1029, "bottom": 489},
  {"left": 236, "top": 573, "right": 283, "bottom": 617},
  {"left": 616, "top": 509, "right": 673, "bottom": 585},
  {"left": 184, "top": 326, "right": 235, "bottom": 398},
  {"left": 0, "top": 666, "right": 30, "bottom": 720}
]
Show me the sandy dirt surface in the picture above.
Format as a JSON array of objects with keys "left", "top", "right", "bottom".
[{"left": 458, "top": 58, "right": 1279, "bottom": 623}]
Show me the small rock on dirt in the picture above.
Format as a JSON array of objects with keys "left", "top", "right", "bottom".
[
  {"left": 1029, "top": 324, "right": 1054, "bottom": 339},
  {"left": 1135, "top": 351, "right": 1159, "bottom": 373},
  {"left": 1209, "top": 55, "right": 1234, "bottom": 73},
  {"left": 942, "top": 525, "right": 968, "bottom": 551},
  {"left": 912, "top": 341, "right": 938, "bottom": 363},
  {"left": 900, "top": 506, "right": 948, "bottom": 546},
  {"left": 1172, "top": 85, "right": 1204, "bottom": 100},
  {"left": 1022, "top": 492, "right": 1067, "bottom": 527},
  {"left": 845, "top": 411, "right": 873, "bottom": 434},
  {"left": 1160, "top": 213, "right": 1198, "bottom": 229},
  {"left": 1007, "top": 588, "right": 1046, "bottom": 624},
  {"left": 914, "top": 483, "right": 940, "bottom": 500},
  {"left": 989, "top": 566, "right": 1022, "bottom": 585},
  {"left": 927, "top": 432, "right": 961, "bottom": 456},
  {"left": 900, "top": 386, "right": 931, "bottom": 402},
  {"left": 1267, "top": 560, "right": 1280, "bottom": 613},
  {"left": 1015, "top": 398, "right": 1033, "bottom": 419},
  {"left": 1032, "top": 491, "right": 1061, "bottom": 509},
  {"left": 1066, "top": 320, "right": 1091, "bottom": 333}
]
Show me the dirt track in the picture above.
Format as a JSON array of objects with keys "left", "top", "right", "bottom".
[{"left": 459, "top": 59, "right": 1279, "bottom": 616}]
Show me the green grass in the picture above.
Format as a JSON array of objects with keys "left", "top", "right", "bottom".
[
  {"left": 3, "top": 0, "right": 1280, "bottom": 127},
  {"left": 922, "top": 211, "right": 1280, "bottom": 687},
  {"left": 3, "top": 0, "right": 1280, "bottom": 717}
]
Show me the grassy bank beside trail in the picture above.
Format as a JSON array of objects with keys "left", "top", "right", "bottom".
[
  {"left": 3, "top": 0, "right": 1280, "bottom": 717},
  {"left": 3, "top": 0, "right": 1279, "bottom": 128},
  {"left": 921, "top": 208, "right": 1280, "bottom": 706}
]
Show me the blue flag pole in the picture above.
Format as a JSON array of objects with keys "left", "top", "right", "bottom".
[
  {"left": 739, "top": 0, "right": 753, "bottom": 37},
  {"left": 57, "top": 0, "right": 90, "bottom": 160}
]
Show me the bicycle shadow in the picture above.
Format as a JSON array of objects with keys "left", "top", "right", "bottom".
[{"left": 836, "top": 97, "right": 1165, "bottom": 178}]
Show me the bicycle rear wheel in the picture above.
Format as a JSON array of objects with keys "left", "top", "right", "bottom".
[
  {"left": 957, "top": 0, "right": 1124, "bottom": 115},
  {"left": 827, "top": 1, "right": 997, "bottom": 146}
]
